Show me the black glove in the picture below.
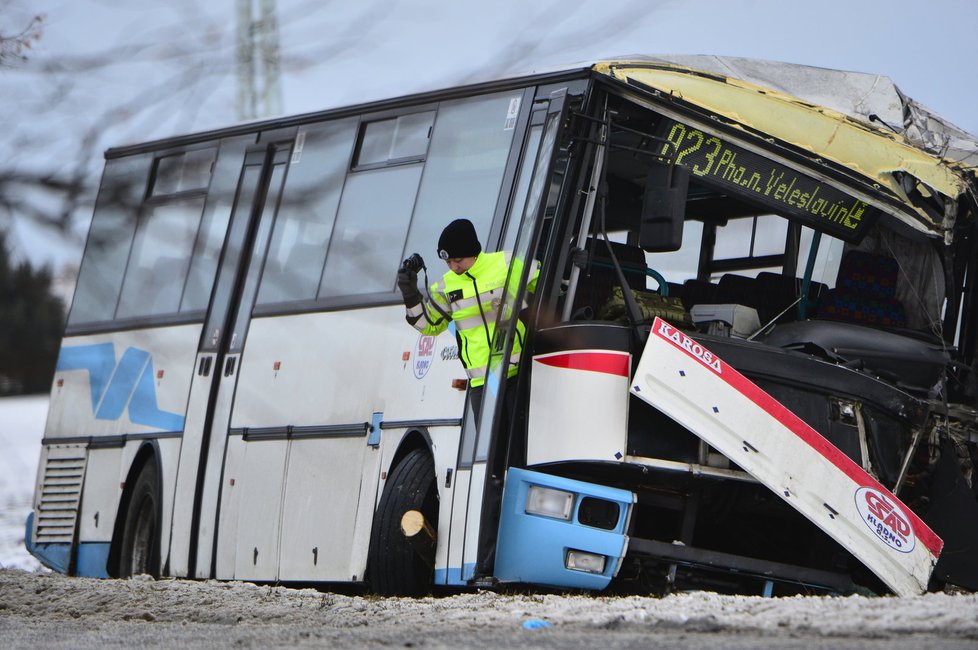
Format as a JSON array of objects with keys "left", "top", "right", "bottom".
[{"left": 397, "top": 266, "right": 421, "bottom": 307}]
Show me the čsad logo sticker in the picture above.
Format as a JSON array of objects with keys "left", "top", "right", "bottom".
[
  {"left": 413, "top": 335, "right": 437, "bottom": 379},
  {"left": 854, "top": 486, "right": 915, "bottom": 553}
]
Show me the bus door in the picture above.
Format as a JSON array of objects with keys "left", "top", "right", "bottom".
[
  {"left": 168, "top": 132, "right": 293, "bottom": 579},
  {"left": 444, "top": 89, "right": 571, "bottom": 584}
]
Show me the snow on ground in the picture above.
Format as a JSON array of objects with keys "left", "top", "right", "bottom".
[
  {"left": 0, "top": 395, "right": 47, "bottom": 572},
  {"left": 1, "top": 568, "right": 977, "bottom": 649}
]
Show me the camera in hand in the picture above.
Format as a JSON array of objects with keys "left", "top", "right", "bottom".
[{"left": 402, "top": 253, "right": 425, "bottom": 273}]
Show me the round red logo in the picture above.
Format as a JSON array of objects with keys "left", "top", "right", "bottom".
[
  {"left": 413, "top": 335, "right": 437, "bottom": 379},
  {"left": 854, "top": 486, "right": 915, "bottom": 553}
]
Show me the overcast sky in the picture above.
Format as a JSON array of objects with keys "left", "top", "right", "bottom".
[{"left": 3, "top": 0, "right": 977, "bottom": 270}]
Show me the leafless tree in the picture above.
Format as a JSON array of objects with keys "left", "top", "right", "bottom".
[
  {"left": 0, "top": 4, "right": 240, "bottom": 251},
  {"left": 0, "top": 1, "right": 390, "bottom": 253},
  {"left": 0, "top": 12, "right": 42, "bottom": 67},
  {"left": 0, "top": 0, "right": 656, "bottom": 260}
]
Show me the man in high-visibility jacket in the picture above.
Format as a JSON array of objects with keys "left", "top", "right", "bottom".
[{"left": 397, "top": 219, "right": 537, "bottom": 417}]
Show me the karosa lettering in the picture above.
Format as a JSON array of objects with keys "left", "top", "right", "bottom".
[{"left": 655, "top": 320, "right": 722, "bottom": 374}]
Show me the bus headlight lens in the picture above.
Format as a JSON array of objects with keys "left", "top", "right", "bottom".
[
  {"left": 525, "top": 486, "right": 574, "bottom": 520},
  {"left": 566, "top": 550, "right": 606, "bottom": 574}
]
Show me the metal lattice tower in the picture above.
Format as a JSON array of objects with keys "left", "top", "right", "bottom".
[{"left": 236, "top": 0, "right": 283, "bottom": 120}]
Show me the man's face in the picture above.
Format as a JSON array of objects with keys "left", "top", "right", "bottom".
[{"left": 446, "top": 256, "right": 477, "bottom": 275}]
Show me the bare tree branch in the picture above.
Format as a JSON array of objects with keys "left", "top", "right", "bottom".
[
  {"left": 0, "top": 0, "right": 396, "bottom": 248},
  {"left": 0, "top": 5, "right": 242, "bottom": 243},
  {"left": 0, "top": 13, "right": 43, "bottom": 67},
  {"left": 1, "top": 0, "right": 659, "bottom": 257}
]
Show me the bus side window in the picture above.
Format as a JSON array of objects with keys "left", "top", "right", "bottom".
[
  {"left": 400, "top": 92, "right": 522, "bottom": 263},
  {"left": 115, "top": 198, "right": 206, "bottom": 319},
  {"left": 256, "top": 119, "right": 358, "bottom": 306},
  {"left": 68, "top": 155, "right": 152, "bottom": 327},
  {"left": 317, "top": 91, "right": 522, "bottom": 301},
  {"left": 68, "top": 148, "right": 221, "bottom": 326},
  {"left": 133, "top": 148, "right": 217, "bottom": 320},
  {"left": 319, "top": 164, "right": 425, "bottom": 297}
]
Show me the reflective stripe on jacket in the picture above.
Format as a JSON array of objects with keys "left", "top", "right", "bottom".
[{"left": 405, "top": 251, "right": 538, "bottom": 387}]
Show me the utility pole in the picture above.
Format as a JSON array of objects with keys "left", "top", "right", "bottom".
[{"left": 236, "top": 0, "right": 283, "bottom": 120}]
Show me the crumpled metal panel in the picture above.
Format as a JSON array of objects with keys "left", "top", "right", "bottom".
[
  {"left": 592, "top": 57, "right": 978, "bottom": 235},
  {"left": 599, "top": 55, "right": 978, "bottom": 173}
]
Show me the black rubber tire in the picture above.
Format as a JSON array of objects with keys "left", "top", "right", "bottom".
[
  {"left": 368, "top": 448, "right": 438, "bottom": 596},
  {"left": 118, "top": 461, "right": 160, "bottom": 578}
]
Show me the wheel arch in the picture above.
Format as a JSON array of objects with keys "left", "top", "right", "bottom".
[
  {"left": 367, "top": 436, "right": 440, "bottom": 596},
  {"left": 107, "top": 440, "right": 163, "bottom": 578},
  {"left": 388, "top": 427, "right": 434, "bottom": 477}
]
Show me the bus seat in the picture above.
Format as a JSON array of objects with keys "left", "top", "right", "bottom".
[
  {"left": 572, "top": 238, "right": 648, "bottom": 317},
  {"left": 679, "top": 279, "right": 717, "bottom": 312},
  {"left": 754, "top": 272, "right": 828, "bottom": 323},
  {"left": 819, "top": 250, "right": 906, "bottom": 328},
  {"left": 716, "top": 274, "right": 756, "bottom": 309},
  {"left": 591, "top": 238, "right": 647, "bottom": 290}
]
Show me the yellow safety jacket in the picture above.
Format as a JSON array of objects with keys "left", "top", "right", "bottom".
[{"left": 405, "top": 251, "right": 538, "bottom": 388}]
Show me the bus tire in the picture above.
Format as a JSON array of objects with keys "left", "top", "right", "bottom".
[
  {"left": 368, "top": 448, "right": 438, "bottom": 596},
  {"left": 118, "top": 460, "right": 160, "bottom": 578}
]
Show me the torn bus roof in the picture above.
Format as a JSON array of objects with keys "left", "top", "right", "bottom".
[{"left": 591, "top": 56, "right": 978, "bottom": 237}]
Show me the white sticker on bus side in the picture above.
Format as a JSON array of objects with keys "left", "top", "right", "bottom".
[
  {"left": 414, "top": 335, "right": 437, "bottom": 379},
  {"left": 504, "top": 96, "right": 521, "bottom": 130},
  {"left": 291, "top": 131, "right": 306, "bottom": 164}
]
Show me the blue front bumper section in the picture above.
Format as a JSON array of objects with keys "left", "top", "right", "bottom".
[
  {"left": 24, "top": 511, "right": 70, "bottom": 574},
  {"left": 494, "top": 468, "right": 635, "bottom": 591},
  {"left": 23, "top": 511, "right": 110, "bottom": 577}
]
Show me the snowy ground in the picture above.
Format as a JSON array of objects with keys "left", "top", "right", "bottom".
[
  {"left": 1, "top": 568, "right": 977, "bottom": 649},
  {"left": 0, "top": 395, "right": 46, "bottom": 572},
  {"left": 2, "top": 396, "right": 977, "bottom": 648}
]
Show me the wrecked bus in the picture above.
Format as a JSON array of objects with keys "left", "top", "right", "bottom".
[{"left": 28, "top": 56, "right": 978, "bottom": 596}]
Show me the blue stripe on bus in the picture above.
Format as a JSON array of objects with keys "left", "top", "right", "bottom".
[
  {"left": 75, "top": 542, "right": 111, "bottom": 578},
  {"left": 25, "top": 513, "right": 71, "bottom": 574},
  {"left": 97, "top": 347, "right": 149, "bottom": 420},
  {"left": 56, "top": 343, "right": 185, "bottom": 431},
  {"left": 435, "top": 563, "right": 477, "bottom": 586},
  {"left": 57, "top": 342, "right": 115, "bottom": 412},
  {"left": 128, "top": 356, "right": 185, "bottom": 430}
]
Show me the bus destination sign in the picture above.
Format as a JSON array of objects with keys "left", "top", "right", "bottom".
[{"left": 656, "top": 118, "right": 877, "bottom": 241}]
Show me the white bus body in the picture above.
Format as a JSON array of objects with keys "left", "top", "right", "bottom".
[{"left": 27, "top": 56, "right": 978, "bottom": 596}]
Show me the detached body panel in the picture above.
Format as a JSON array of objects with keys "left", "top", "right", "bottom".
[{"left": 630, "top": 317, "right": 942, "bottom": 595}]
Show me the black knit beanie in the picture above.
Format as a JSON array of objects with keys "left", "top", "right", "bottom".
[{"left": 437, "top": 219, "right": 482, "bottom": 260}]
